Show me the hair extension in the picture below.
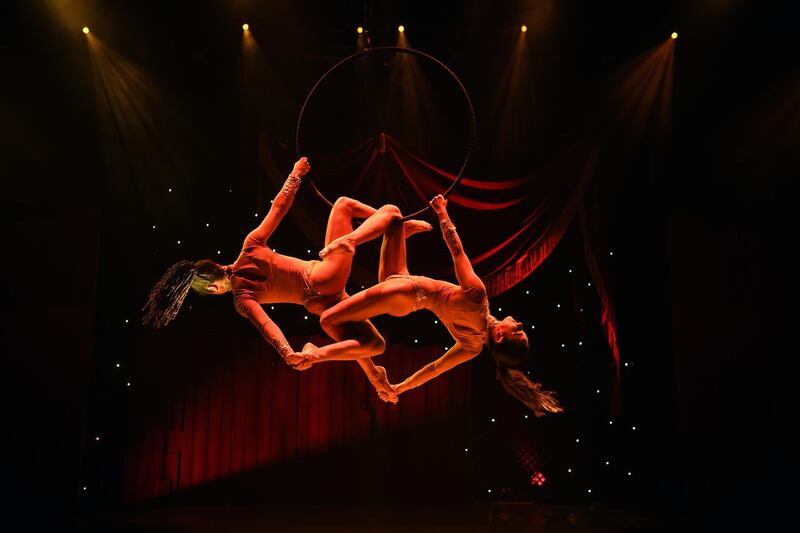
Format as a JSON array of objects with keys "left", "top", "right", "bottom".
[
  {"left": 496, "top": 365, "right": 564, "bottom": 417},
  {"left": 141, "top": 260, "right": 197, "bottom": 329}
]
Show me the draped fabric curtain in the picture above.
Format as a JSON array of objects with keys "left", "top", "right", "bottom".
[{"left": 261, "top": 133, "right": 619, "bottom": 393}]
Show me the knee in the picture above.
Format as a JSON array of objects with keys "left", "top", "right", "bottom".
[
  {"left": 365, "top": 333, "right": 387, "bottom": 356},
  {"left": 333, "top": 196, "right": 356, "bottom": 213},
  {"left": 381, "top": 203, "right": 402, "bottom": 221},
  {"left": 319, "top": 308, "right": 338, "bottom": 330}
]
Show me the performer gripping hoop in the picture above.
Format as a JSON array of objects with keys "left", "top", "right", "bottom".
[{"left": 142, "top": 157, "right": 432, "bottom": 398}]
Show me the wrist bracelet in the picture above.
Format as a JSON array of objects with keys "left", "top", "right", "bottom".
[{"left": 281, "top": 175, "right": 301, "bottom": 197}]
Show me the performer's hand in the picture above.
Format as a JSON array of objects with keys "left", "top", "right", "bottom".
[
  {"left": 429, "top": 194, "right": 448, "bottom": 216},
  {"left": 377, "top": 388, "right": 399, "bottom": 404},
  {"left": 285, "top": 352, "right": 311, "bottom": 370},
  {"left": 292, "top": 157, "right": 311, "bottom": 177}
]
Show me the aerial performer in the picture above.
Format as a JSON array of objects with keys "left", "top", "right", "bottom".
[
  {"left": 287, "top": 194, "right": 564, "bottom": 416},
  {"left": 141, "top": 157, "right": 432, "bottom": 398}
]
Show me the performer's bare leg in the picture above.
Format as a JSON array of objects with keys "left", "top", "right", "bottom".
[{"left": 305, "top": 197, "right": 428, "bottom": 394}]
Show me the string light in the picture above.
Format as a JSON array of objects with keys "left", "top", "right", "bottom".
[
  {"left": 242, "top": 23, "right": 249, "bottom": 31},
  {"left": 671, "top": 32, "right": 678, "bottom": 39},
  {"left": 398, "top": 25, "right": 405, "bottom": 33},
  {"left": 356, "top": 26, "right": 364, "bottom": 34},
  {"left": 82, "top": 27, "right": 89, "bottom": 34},
  {"left": 521, "top": 25, "right": 527, "bottom": 33}
]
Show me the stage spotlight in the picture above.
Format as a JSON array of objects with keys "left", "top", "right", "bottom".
[
  {"left": 82, "top": 26, "right": 89, "bottom": 34},
  {"left": 242, "top": 23, "right": 249, "bottom": 31},
  {"left": 671, "top": 32, "right": 678, "bottom": 39},
  {"left": 357, "top": 26, "right": 363, "bottom": 34},
  {"left": 521, "top": 25, "right": 527, "bottom": 32},
  {"left": 398, "top": 25, "right": 405, "bottom": 33}
]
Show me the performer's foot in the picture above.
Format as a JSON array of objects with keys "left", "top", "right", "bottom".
[
  {"left": 288, "top": 342, "right": 318, "bottom": 371},
  {"left": 319, "top": 236, "right": 356, "bottom": 258},
  {"left": 403, "top": 219, "right": 432, "bottom": 237},
  {"left": 368, "top": 365, "right": 392, "bottom": 393}
]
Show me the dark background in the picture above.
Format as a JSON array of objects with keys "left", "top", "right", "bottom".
[{"left": 2, "top": 0, "right": 796, "bottom": 529}]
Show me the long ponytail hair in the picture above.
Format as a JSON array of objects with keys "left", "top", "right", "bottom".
[
  {"left": 495, "top": 365, "right": 564, "bottom": 417},
  {"left": 488, "top": 334, "right": 564, "bottom": 416},
  {"left": 142, "top": 259, "right": 226, "bottom": 328}
]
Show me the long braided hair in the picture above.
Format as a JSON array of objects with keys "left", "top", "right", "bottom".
[{"left": 142, "top": 259, "right": 226, "bottom": 329}]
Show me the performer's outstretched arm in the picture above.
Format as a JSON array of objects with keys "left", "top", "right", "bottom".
[
  {"left": 429, "top": 194, "right": 486, "bottom": 295},
  {"left": 236, "top": 298, "right": 293, "bottom": 362},
  {"left": 390, "top": 343, "right": 479, "bottom": 395},
  {"left": 244, "top": 157, "right": 310, "bottom": 248}
]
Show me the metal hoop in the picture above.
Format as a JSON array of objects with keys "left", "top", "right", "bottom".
[{"left": 296, "top": 46, "right": 477, "bottom": 221}]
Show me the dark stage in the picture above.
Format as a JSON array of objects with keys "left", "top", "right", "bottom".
[{"left": 4, "top": 0, "right": 795, "bottom": 531}]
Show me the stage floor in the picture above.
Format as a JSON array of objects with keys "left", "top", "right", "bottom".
[{"left": 69, "top": 502, "right": 697, "bottom": 531}]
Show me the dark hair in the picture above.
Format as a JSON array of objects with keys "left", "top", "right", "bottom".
[
  {"left": 488, "top": 335, "right": 564, "bottom": 417},
  {"left": 142, "top": 259, "right": 226, "bottom": 329}
]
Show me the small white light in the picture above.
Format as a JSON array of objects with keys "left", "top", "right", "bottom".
[
  {"left": 95, "top": 436, "right": 100, "bottom": 441},
  {"left": 568, "top": 269, "right": 572, "bottom": 273},
  {"left": 610, "top": 251, "right": 614, "bottom": 256},
  {"left": 270, "top": 306, "right": 274, "bottom": 309},
  {"left": 588, "top": 489, "right": 592, "bottom": 494},
  {"left": 304, "top": 315, "right": 308, "bottom": 320},
  {"left": 229, "top": 189, "right": 232, "bottom": 193},
  {"left": 632, "top": 426, "right": 636, "bottom": 431},
  {"left": 434, "top": 320, "right": 438, "bottom": 324},
  {"left": 414, "top": 339, "right": 418, "bottom": 343},
  {"left": 270, "top": 200, "right": 273, "bottom": 204},
  {"left": 126, "top": 382, "right": 131, "bottom": 387},
  {"left": 168, "top": 188, "right": 172, "bottom": 192},
  {"left": 255, "top": 213, "right": 258, "bottom": 217},
  {"left": 561, "top": 343, "right": 565, "bottom": 348},
  {"left": 587, "top": 282, "right": 592, "bottom": 287},
  {"left": 578, "top": 341, "right": 583, "bottom": 346},
  {"left": 487, "top": 489, "right": 492, "bottom": 493},
  {"left": 206, "top": 223, "right": 209, "bottom": 227},
  {"left": 567, "top": 468, "right": 572, "bottom": 473},
  {"left": 557, "top": 304, "right": 561, "bottom": 308},
  {"left": 609, "top": 420, "right": 613, "bottom": 425},
  {"left": 217, "top": 250, "right": 221, "bottom": 255},
  {"left": 83, "top": 486, "right": 87, "bottom": 491},
  {"left": 498, "top": 307, "right": 502, "bottom": 312},
  {"left": 465, "top": 448, "right": 468, "bottom": 452},
  {"left": 530, "top": 325, "right": 535, "bottom": 329},
  {"left": 307, "top": 250, "right": 311, "bottom": 253},
  {"left": 575, "top": 438, "right": 580, "bottom": 443},
  {"left": 525, "top": 290, "right": 530, "bottom": 295},
  {"left": 628, "top": 471, "right": 632, "bottom": 476},
  {"left": 624, "top": 362, "right": 629, "bottom": 367},
  {"left": 596, "top": 389, "right": 600, "bottom": 394},
  {"left": 177, "top": 240, "right": 181, "bottom": 244},
  {"left": 152, "top": 225, "right": 156, "bottom": 229},
  {"left": 605, "top": 461, "right": 610, "bottom": 465},
  {"left": 115, "top": 363, "right": 120, "bottom": 368},
  {"left": 524, "top": 414, "right": 528, "bottom": 419},
  {"left": 361, "top": 286, "right": 364, "bottom": 289},
  {"left": 491, "top": 418, "right": 495, "bottom": 423},
  {"left": 125, "top": 319, "right": 129, "bottom": 323}
]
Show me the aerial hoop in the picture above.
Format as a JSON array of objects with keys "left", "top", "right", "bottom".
[{"left": 296, "top": 46, "right": 477, "bottom": 221}]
